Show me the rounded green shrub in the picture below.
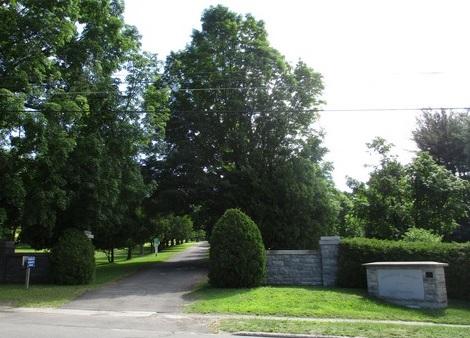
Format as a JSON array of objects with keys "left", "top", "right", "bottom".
[
  {"left": 209, "top": 209, "right": 266, "bottom": 288},
  {"left": 50, "top": 228, "right": 95, "bottom": 285},
  {"left": 402, "top": 227, "right": 442, "bottom": 243}
]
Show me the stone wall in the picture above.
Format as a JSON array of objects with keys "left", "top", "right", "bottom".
[
  {"left": 266, "top": 236, "right": 341, "bottom": 286},
  {"left": 319, "top": 236, "right": 340, "bottom": 286},
  {"left": 0, "top": 241, "right": 52, "bottom": 284},
  {"left": 266, "top": 250, "right": 322, "bottom": 285}
]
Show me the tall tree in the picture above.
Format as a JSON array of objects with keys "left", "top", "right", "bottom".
[
  {"left": 413, "top": 109, "right": 470, "bottom": 240},
  {"left": 153, "top": 6, "right": 336, "bottom": 249},
  {"left": 348, "top": 137, "right": 469, "bottom": 240},
  {"left": 413, "top": 109, "right": 469, "bottom": 177},
  {"left": 409, "top": 152, "right": 468, "bottom": 237},
  {"left": 350, "top": 138, "right": 413, "bottom": 240},
  {"left": 0, "top": 1, "right": 168, "bottom": 249},
  {"left": 0, "top": 90, "right": 27, "bottom": 240}
]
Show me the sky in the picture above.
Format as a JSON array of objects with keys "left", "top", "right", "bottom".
[{"left": 124, "top": 0, "right": 470, "bottom": 190}]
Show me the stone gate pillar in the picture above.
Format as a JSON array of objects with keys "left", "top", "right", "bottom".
[
  {"left": 0, "top": 241, "right": 15, "bottom": 283},
  {"left": 320, "top": 236, "right": 341, "bottom": 287}
]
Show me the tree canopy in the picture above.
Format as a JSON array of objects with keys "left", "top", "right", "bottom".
[
  {"left": 4, "top": 3, "right": 469, "bottom": 252},
  {"left": 150, "top": 5, "right": 337, "bottom": 249},
  {"left": 0, "top": 0, "right": 169, "bottom": 251},
  {"left": 413, "top": 109, "right": 470, "bottom": 240},
  {"left": 413, "top": 109, "right": 469, "bottom": 178},
  {"left": 346, "top": 138, "right": 468, "bottom": 240}
]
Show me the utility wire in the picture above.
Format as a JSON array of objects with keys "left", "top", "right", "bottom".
[
  {"left": 2, "top": 107, "right": 470, "bottom": 114},
  {"left": 0, "top": 83, "right": 301, "bottom": 94},
  {"left": 0, "top": 87, "right": 275, "bottom": 95},
  {"left": 0, "top": 70, "right": 270, "bottom": 80}
]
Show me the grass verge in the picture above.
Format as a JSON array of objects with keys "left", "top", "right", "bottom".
[
  {"left": 0, "top": 242, "right": 195, "bottom": 308},
  {"left": 218, "top": 318, "right": 470, "bottom": 338},
  {"left": 186, "top": 285, "right": 470, "bottom": 325}
]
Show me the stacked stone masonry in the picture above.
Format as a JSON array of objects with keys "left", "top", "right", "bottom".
[
  {"left": 363, "top": 262, "right": 448, "bottom": 309},
  {"left": 266, "top": 236, "right": 341, "bottom": 286},
  {"left": 319, "top": 236, "right": 340, "bottom": 287},
  {"left": 266, "top": 250, "right": 322, "bottom": 285}
]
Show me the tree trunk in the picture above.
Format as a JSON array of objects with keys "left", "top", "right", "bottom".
[
  {"left": 111, "top": 247, "right": 114, "bottom": 263},
  {"left": 140, "top": 244, "right": 144, "bottom": 256},
  {"left": 127, "top": 246, "right": 132, "bottom": 260},
  {"left": 9, "top": 225, "right": 17, "bottom": 242}
]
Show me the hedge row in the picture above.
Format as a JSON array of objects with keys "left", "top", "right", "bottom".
[{"left": 337, "top": 238, "right": 470, "bottom": 301}]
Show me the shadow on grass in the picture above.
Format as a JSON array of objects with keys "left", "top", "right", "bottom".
[
  {"left": 95, "top": 244, "right": 191, "bottom": 265},
  {"left": 183, "top": 281, "right": 252, "bottom": 302}
]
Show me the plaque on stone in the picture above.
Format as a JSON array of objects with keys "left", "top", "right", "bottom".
[
  {"left": 363, "top": 261, "right": 449, "bottom": 309},
  {"left": 377, "top": 269, "right": 424, "bottom": 300}
]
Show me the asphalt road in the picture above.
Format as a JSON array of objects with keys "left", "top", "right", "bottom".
[
  {"left": 0, "top": 308, "right": 258, "bottom": 338},
  {"left": 0, "top": 242, "right": 262, "bottom": 337},
  {"left": 63, "top": 241, "right": 210, "bottom": 313}
]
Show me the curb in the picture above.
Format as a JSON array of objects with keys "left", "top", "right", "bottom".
[
  {"left": 233, "top": 332, "right": 364, "bottom": 338},
  {"left": 2, "top": 307, "right": 470, "bottom": 329}
]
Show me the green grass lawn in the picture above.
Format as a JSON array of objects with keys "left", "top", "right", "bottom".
[
  {"left": 218, "top": 318, "right": 470, "bottom": 338},
  {"left": 14, "top": 244, "right": 47, "bottom": 254},
  {"left": 186, "top": 285, "right": 470, "bottom": 325},
  {"left": 0, "top": 242, "right": 195, "bottom": 308}
]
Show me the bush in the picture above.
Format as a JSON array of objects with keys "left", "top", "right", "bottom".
[
  {"left": 156, "top": 214, "right": 194, "bottom": 246},
  {"left": 402, "top": 227, "right": 442, "bottom": 243},
  {"left": 50, "top": 228, "right": 95, "bottom": 285},
  {"left": 193, "top": 229, "right": 206, "bottom": 241},
  {"left": 337, "top": 237, "right": 470, "bottom": 301},
  {"left": 209, "top": 209, "right": 266, "bottom": 288}
]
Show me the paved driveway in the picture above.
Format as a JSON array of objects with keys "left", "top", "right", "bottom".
[{"left": 62, "top": 241, "right": 209, "bottom": 313}]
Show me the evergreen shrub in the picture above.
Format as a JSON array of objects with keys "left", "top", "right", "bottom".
[
  {"left": 209, "top": 209, "right": 266, "bottom": 288},
  {"left": 337, "top": 237, "right": 470, "bottom": 300},
  {"left": 50, "top": 228, "right": 95, "bottom": 285}
]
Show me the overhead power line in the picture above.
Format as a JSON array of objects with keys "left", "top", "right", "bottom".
[
  {"left": 0, "top": 85, "right": 305, "bottom": 94},
  {"left": 2, "top": 107, "right": 470, "bottom": 114},
  {"left": 0, "top": 86, "right": 277, "bottom": 94}
]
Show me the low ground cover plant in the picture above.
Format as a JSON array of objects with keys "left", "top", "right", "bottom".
[
  {"left": 187, "top": 284, "right": 470, "bottom": 325},
  {"left": 217, "top": 318, "right": 470, "bottom": 338}
]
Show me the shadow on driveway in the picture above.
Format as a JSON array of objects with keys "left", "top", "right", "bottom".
[{"left": 62, "top": 242, "right": 209, "bottom": 313}]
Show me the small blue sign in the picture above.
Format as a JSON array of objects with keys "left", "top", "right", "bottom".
[{"left": 26, "top": 256, "right": 35, "bottom": 268}]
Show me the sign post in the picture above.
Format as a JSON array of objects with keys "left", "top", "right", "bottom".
[
  {"left": 153, "top": 238, "right": 160, "bottom": 255},
  {"left": 22, "top": 256, "right": 36, "bottom": 289}
]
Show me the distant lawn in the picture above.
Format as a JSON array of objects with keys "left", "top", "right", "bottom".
[
  {"left": 14, "top": 245, "right": 47, "bottom": 254},
  {"left": 218, "top": 319, "right": 470, "bottom": 338},
  {"left": 186, "top": 285, "right": 470, "bottom": 325},
  {"left": 0, "top": 242, "right": 195, "bottom": 308}
]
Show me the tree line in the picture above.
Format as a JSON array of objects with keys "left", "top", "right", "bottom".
[
  {"left": 1, "top": 2, "right": 469, "bottom": 259},
  {"left": 0, "top": 0, "right": 170, "bottom": 259},
  {"left": 337, "top": 111, "right": 470, "bottom": 242},
  {"left": 0, "top": 2, "right": 337, "bottom": 255}
]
